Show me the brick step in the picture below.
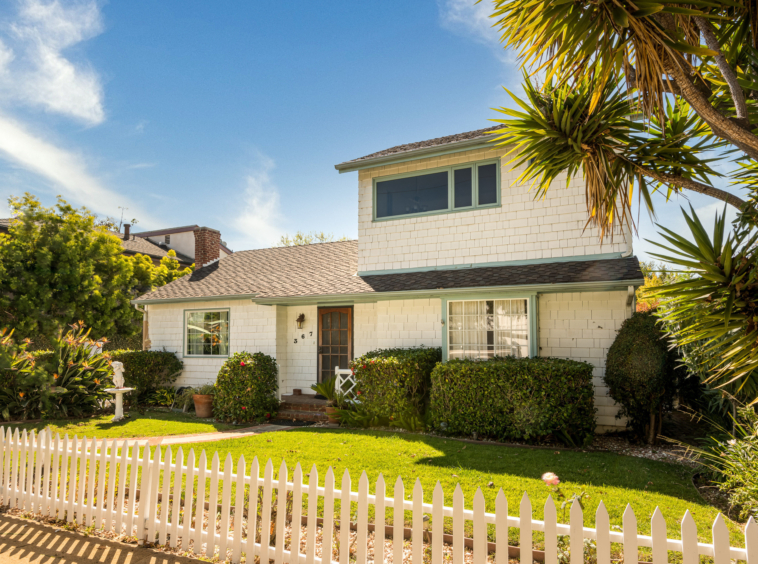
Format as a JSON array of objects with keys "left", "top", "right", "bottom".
[
  {"left": 277, "top": 409, "right": 328, "bottom": 422},
  {"left": 280, "top": 402, "right": 327, "bottom": 412}
]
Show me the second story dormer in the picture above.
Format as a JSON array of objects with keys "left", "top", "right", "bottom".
[{"left": 335, "top": 125, "right": 632, "bottom": 275}]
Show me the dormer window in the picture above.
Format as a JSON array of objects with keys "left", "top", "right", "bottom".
[
  {"left": 165, "top": 235, "right": 171, "bottom": 244},
  {"left": 373, "top": 159, "right": 500, "bottom": 220}
]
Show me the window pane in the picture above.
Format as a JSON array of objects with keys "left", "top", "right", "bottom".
[
  {"left": 454, "top": 168, "right": 472, "bottom": 208},
  {"left": 477, "top": 163, "right": 498, "bottom": 205},
  {"left": 447, "top": 299, "right": 528, "bottom": 360},
  {"left": 186, "top": 310, "right": 229, "bottom": 356},
  {"left": 376, "top": 171, "right": 449, "bottom": 218}
]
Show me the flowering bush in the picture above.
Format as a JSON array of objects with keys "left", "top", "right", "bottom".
[
  {"left": 430, "top": 357, "right": 595, "bottom": 445},
  {"left": 0, "top": 329, "right": 52, "bottom": 421},
  {"left": 213, "top": 352, "right": 279, "bottom": 423},
  {"left": 350, "top": 346, "right": 441, "bottom": 420}
]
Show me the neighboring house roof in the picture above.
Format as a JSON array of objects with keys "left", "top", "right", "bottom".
[
  {"left": 114, "top": 232, "right": 194, "bottom": 265},
  {"left": 334, "top": 125, "right": 504, "bottom": 172},
  {"left": 0, "top": 218, "right": 12, "bottom": 232},
  {"left": 134, "top": 240, "right": 644, "bottom": 304},
  {"left": 133, "top": 225, "right": 233, "bottom": 255}
]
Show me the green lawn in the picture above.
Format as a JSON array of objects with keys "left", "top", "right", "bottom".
[
  {"left": 156, "top": 428, "right": 742, "bottom": 549},
  {"left": 0, "top": 409, "right": 237, "bottom": 439}
]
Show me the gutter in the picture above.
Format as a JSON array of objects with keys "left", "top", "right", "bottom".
[
  {"left": 131, "top": 293, "right": 259, "bottom": 306},
  {"left": 334, "top": 134, "right": 503, "bottom": 173}
]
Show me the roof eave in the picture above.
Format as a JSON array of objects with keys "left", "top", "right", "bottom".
[
  {"left": 131, "top": 292, "right": 260, "bottom": 305},
  {"left": 334, "top": 134, "right": 504, "bottom": 173}
]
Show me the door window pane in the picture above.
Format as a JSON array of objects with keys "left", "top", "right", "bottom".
[
  {"left": 376, "top": 171, "right": 449, "bottom": 218},
  {"left": 186, "top": 310, "right": 229, "bottom": 356},
  {"left": 454, "top": 167, "right": 472, "bottom": 208},
  {"left": 447, "top": 299, "right": 528, "bottom": 360},
  {"left": 478, "top": 163, "right": 498, "bottom": 205}
]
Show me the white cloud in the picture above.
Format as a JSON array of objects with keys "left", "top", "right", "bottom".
[
  {"left": 231, "top": 154, "right": 285, "bottom": 250},
  {"left": 1, "top": 0, "right": 104, "bottom": 124},
  {"left": 0, "top": 112, "right": 159, "bottom": 224}
]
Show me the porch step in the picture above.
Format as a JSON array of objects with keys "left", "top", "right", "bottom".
[
  {"left": 281, "top": 401, "right": 327, "bottom": 412},
  {"left": 277, "top": 409, "right": 328, "bottom": 422}
]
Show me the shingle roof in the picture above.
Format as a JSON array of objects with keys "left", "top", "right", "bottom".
[
  {"left": 113, "top": 232, "right": 194, "bottom": 264},
  {"left": 134, "top": 240, "right": 643, "bottom": 303},
  {"left": 337, "top": 125, "right": 503, "bottom": 167}
]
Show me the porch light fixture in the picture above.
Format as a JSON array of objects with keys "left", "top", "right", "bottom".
[{"left": 296, "top": 313, "right": 305, "bottom": 329}]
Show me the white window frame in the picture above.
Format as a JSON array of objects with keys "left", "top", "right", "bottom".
[{"left": 183, "top": 308, "right": 230, "bottom": 358}]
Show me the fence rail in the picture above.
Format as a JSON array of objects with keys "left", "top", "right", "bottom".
[{"left": 0, "top": 426, "right": 755, "bottom": 564}]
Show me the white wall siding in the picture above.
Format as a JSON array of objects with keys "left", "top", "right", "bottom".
[
  {"left": 276, "top": 305, "right": 318, "bottom": 395},
  {"left": 538, "top": 290, "right": 630, "bottom": 432},
  {"left": 353, "top": 302, "right": 378, "bottom": 357},
  {"left": 375, "top": 299, "right": 442, "bottom": 349},
  {"left": 146, "top": 299, "right": 277, "bottom": 388},
  {"left": 357, "top": 148, "right": 631, "bottom": 273}
]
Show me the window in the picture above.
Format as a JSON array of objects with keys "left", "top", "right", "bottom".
[
  {"left": 185, "top": 310, "right": 229, "bottom": 356},
  {"left": 374, "top": 159, "right": 500, "bottom": 220},
  {"left": 447, "top": 299, "right": 528, "bottom": 360},
  {"left": 165, "top": 235, "right": 171, "bottom": 244}
]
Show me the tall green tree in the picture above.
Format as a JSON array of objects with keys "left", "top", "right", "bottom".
[
  {"left": 0, "top": 194, "right": 191, "bottom": 343},
  {"left": 487, "top": 0, "right": 758, "bottom": 396}
]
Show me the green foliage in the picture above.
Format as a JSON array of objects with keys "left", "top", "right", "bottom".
[
  {"left": 213, "top": 352, "right": 279, "bottom": 423},
  {"left": 277, "top": 231, "right": 349, "bottom": 246},
  {"left": 350, "top": 346, "right": 441, "bottom": 419},
  {"left": 176, "top": 384, "right": 216, "bottom": 412},
  {"left": 604, "top": 312, "right": 681, "bottom": 443},
  {"left": 148, "top": 387, "right": 177, "bottom": 407},
  {"left": 109, "top": 350, "right": 183, "bottom": 404},
  {"left": 0, "top": 194, "right": 192, "bottom": 344},
  {"left": 311, "top": 376, "right": 337, "bottom": 402},
  {"left": 429, "top": 357, "right": 595, "bottom": 445},
  {"left": 36, "top": 324, "right": 114, "bottom": 419},
  {"left": 0, "top": 329, "right": 52, "bottom": 421}
]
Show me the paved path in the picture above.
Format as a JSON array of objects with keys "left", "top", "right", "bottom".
[{"left": 0, "top": 514, "right": 199, "bottom": 564}]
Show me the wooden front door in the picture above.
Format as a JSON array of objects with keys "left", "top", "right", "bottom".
[{"left": 318, "top": 307, "right": 352, "bottom": 383}]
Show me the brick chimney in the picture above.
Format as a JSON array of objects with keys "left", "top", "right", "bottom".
[
  {"left": 193, "top": 226, "right": 221, "bottom": 268},
  {"left": 123, "top": 223, "right": 131, "bottom": 241}
]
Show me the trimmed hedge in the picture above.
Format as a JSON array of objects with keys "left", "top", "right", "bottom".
[
  {"left": 32, "top": 349, "right": 183, "bottom": 404},
  {"left": 429, "top": 357, "right": 596, "bottom": 445},
  {"left": 350, "top": 346, "right": 441, "bottom": 418},
  {"left": 213, "top": 352, "right": 280, "bottom": 423}
]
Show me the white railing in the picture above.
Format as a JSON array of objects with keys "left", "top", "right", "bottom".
[
  {"left": 334, "top": 366, "right": 356, "bottom": 397},
  {"left": 1, "top": 426, "right": 755, "bottom": 564}
]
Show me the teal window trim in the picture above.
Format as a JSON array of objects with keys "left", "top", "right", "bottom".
[
  {"left": 183, "top": 307, "right": 231, "bottom": 358},
  {"left": 372, "top": 158, "right": 501, "bottom": 222},
  {"left": 441, "top": 293, "right": 538, "bottom": 362}
]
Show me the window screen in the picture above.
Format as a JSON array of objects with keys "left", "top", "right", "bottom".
[
  {"left": 477, "top": 163, "right": 498, "bottom": 205},
  {"left": 447, "top": 299, "right": 528, "bottom": 360},
  {"left": 454, "top": 168, "right": 473, "bottom": 208},
  {"left": 186, "top": 310, "right": 229, "bottom": 356},
  {"left": 375, "top": 171, "right": 449, "bottom": 218}
]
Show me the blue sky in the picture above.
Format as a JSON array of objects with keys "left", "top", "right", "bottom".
[{"left": 0, "top": 0, "right": 741, "bottom": 259}]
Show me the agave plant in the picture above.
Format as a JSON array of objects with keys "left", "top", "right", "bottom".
[{"left": 649, "top": 205, "right": 758, "bottom": 399}]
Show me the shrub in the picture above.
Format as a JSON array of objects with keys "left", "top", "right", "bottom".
[
  {"left": 109, "top": 350, "right": 183, "bottom": 404},
  {"left": 0, "top": 329, "right": 52, "bottom": 421},
  {"left": 350, "top": 346, "right": 441, "bottom": 419},
  {"left": 429, "top": 357, "right": 596, "bottom": 445},
  {"left": 604, "top": 312, "right": 681, "bottom": 444},
  {"left": 213, "top": 352, "right": 279, "bottom": 423}
]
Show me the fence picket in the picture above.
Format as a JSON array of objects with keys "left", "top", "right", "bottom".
[
  {"left": 305, "top": 464, "right": 317, "bottom": 564},
  {"left": 274, "top": 460, "right": 288, "bottom": 564},
  {"left": 159, "top": 446, "right": 173, "bottom": 545},
  {"left": 712, "top": 513, "right": 730, "bottom": 564},
  {"left": 322, "top": 466, "right": 335, "bottom": 564},
  {"left": 260, "top": 459, "right": 274, "bottom": 562},
  {"left": 569, "top": 498, "right": 583, "bottom": 564},
  {"left": 0, "top": 427, "right": 5, "bottom": 504},
  {"left": 681, "top": 509, "right": 698, "bottom": 564},
  {"left": 183, "top": 449, "right": 197, "bottom": 549},
  {"left": 595, "top": 501, "right": 610, "bottom": 564},
  {"left": 139, "top": 441, "right": 154, "bottom": 542},
  {"left": 543, "top": 495, "right": 557, "bottom": 564},
  {"left": 376, "top": 473, "right": 386, "bottom": 564},
  {"left": 86, "top": 436, "right": 98, "bottom": 526},
  {"left": 18, "top": 430, "right": 28, "bottom": 511},
  {"left": 623, "top": 504, "right": 637, "bottom": 564},
  {"left": 104, "top": 438, "right": 117, "bottom": 531},
  {"left": 651, "top": 507, "right": 667, "bottom": 564},
  {"left": 115, "top": 441, "right": 128, "bottom": 535},
  {"left": 357, "top": 471, "right": 369, "bottom": 564},
  {"left": 2, "top": 428, "right": 11, "bottom": 505},
  {"left": 48, "top": 432, "right": 59, "bottom": 517},
  {"left": 432, "top": 481, "right": 443, "bottom": 564},
  {"left": 291, "top": 463, "right": 304, "bottom": 563},
  {"left": 340, "top": 469, "right": 351, "bottom": 564},
  {"left": 76, "top": 437, "right": 89, "bottom": 524},
  {"left": 413, "top": 479, "right": 424, "bottom": 564},
  {"left": 125, "top": 440, "right": 140, "bottom": 537},
  {"left": 218, "top": 452, "right": 233, "bottom": 556},
  {"left": 146, "top": 446, "right": 162, "bottom": 543},
  {"left": 231, "top": 454, "right": 245, "bottom": 562},
  {"left": 496, "top": 489, "right": 508, "bottom": 564},
  {"left": 520, "top": 492, "right": 532, "bottom": 563},
  {"left": 473, "top": 488, "right": 486, "bottom": 564},
  {"left": 94, "top": 439, "right": 107, "bottom": 528},
  {"left": 58, "top": 435, "right": 69, "bottom": 521},
  {"left": 207, "top": 452, "right": 221, "bottom": 557},
  {"left": 171, "top": 448, "right": 186, "bottom": 549},
  {"left": 453, "top": 484, "right": 463, "bottom": 564},
  {"left": 746, "top": 516, "right": 758, "bottom": 564},
  {"left": 66, "top": 436, "right": 78, "bottom": 523},
  {"left": 33, "top": 429, "right": 45, "bottom": 513},
  {"left": 192, "top": 450, "right": 208, "bottom": 555}
]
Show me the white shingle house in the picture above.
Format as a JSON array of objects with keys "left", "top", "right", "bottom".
[{"left": 134, "top": 126, "right": 643, "bottom": 431}]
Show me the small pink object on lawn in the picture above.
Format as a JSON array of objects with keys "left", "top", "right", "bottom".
[{"left": 542, "top": 472, "right": 560, "bottom": 486}]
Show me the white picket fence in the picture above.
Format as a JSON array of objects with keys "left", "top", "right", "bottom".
[{"left": 0, "top": 426, "right": 756, "bottom": 564}]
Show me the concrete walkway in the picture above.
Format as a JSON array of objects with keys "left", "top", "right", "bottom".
[{"left": 0, "top": 514, "right": 199, "bottom": 564}]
